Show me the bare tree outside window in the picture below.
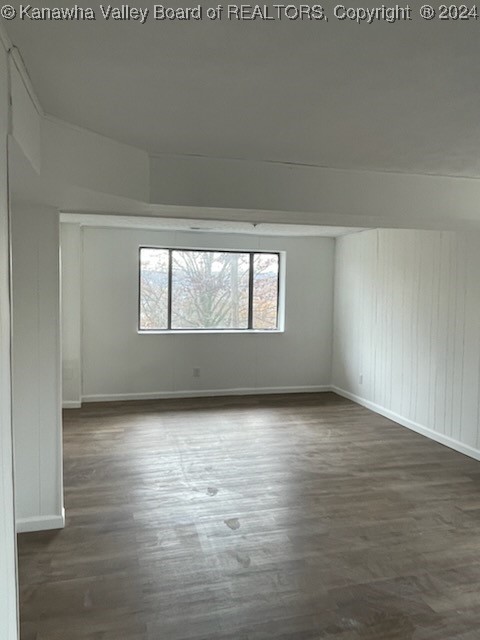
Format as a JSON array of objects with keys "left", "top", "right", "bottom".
[
  {"left": 139, "top": 248, "right": 169, "bottom": 330},
  {"left": 252, "top": 253, "right": 279, "bottom": 330},
  {"left": 171, "top": 251, "right": 250, "bottom": 329},
  {"left": 139, "top": 248, "right": 280, "bottom": 331}
]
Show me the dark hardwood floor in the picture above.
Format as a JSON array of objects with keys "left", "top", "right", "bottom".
[{"left": 18, "top": 392, "right": 480, "bottom": 639}]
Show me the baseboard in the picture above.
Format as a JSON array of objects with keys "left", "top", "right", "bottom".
[
  {"left": 62, "top": 400, "right": 82, "bottom": 409},
  {"left": 331, "top": 385, "right": 480, "bottom": 463},
  {"left": 16, "top": 508, "right": 65, "bottom": 533},
  {"left": 65, "top": 385, "right": 480, "bottom": 463},
  {"left": 80, "top": 385, "right": 332, "bottom": 404}
]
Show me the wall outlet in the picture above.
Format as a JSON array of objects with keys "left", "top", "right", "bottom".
[
  {"left": 359, "top": 374, "right": 363, "bottom": 385},
  {"left": 192, "top": 367, "right": 201, "bottom": 378}
]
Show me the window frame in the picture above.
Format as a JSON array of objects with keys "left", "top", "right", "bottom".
[{"left": 138, "top": 246, "right": 282, "bottom": 333}]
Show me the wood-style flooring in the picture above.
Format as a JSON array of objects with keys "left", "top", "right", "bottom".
[{"left": 18, "top": 393, "right": 480, "bottom": 639}]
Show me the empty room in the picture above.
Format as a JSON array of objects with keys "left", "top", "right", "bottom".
[{"left": 2, "top": 4, "right": 480, "bottom": 640}]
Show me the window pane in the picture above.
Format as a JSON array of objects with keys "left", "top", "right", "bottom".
[
  {"left": 139, "top": 248, "right": 169, "bottom": 330},
  {"left": 171, "top": 251, "right": 250, "bottom": 329},
  {"left": 252, "top": 253, "right": 279, "bottom": 330}
]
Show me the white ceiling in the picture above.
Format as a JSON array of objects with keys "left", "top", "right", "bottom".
[
  {"left": 60, "top": 213, "right": 364, "bottom": 237},
  {"left": 5, "top": 4, "right": 480, "bottom": 177}
]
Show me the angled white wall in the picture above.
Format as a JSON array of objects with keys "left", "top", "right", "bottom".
[
  {"left": 11, "top": 203, "right": 64, "bottom": 532},
  {"left": 149, "top": 154, "right": 480, "bottom": 231},
  {"left": 10, "top": 62, "right": 41, "bottom": 174},
  {"left": 11, "top": 78, "right": 480, "bottom": 233},
  {"left": 333, "top": 229, "right": 480, "bottom": 459},
  {"left": 42, "top": 116, "right": 149, "bottom": 201},
  {"left": 63, "top": 225, "right": 334, "bottom": 402}
]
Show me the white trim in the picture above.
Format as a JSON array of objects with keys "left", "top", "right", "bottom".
[
  {"left": 59, "top": 212, "right": 363, "bottom": 238},
  {"left": 80, "top": 386, "right": 331, "bottom": 404},
  {"left": 138, "top": 329, "right": 284, "bottom": 335},
  {"left": 16, "top": 509, "right": 65, "bottom": 534},
  {"left": 70, "top": 385, "right": 480, "bottom": 466},
  {"left": 62, "top": 400, "right": 81, "bottom": 409},
  {"left": 332, "top": 386, "right": 480, "bottom": 463}
]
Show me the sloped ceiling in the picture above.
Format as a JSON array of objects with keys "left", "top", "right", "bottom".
[{"left": 5, "top": 3, "right": 480, "bottom": 178}]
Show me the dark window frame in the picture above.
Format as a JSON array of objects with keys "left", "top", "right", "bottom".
[{"left": 138, "top": 246, "right": 281, "bottom": 332}]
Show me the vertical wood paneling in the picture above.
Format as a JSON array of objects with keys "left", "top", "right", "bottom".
[
  {"left": 333, "top": 229, "right": 480, "bottom": 457},
  {"left": 11, "top": 204, "right": 63, "bottom": 527},
  {"left": 460, "top": 235, "right": 480, "bottom": 448},
  {"left": 61, "top": 224, "right": 82, "bottom": 405},
  {"left": 451, "top": 234, "right": 467, "bottom": 443},
  {"left": 445, "top": 233, "right": 459, "bottom": 439},
  {"left": 412, "top": 233, "right": 422, "bottom": 420},
  {"left": 401, "top": 231, "right": 414, "bottom": 419}
]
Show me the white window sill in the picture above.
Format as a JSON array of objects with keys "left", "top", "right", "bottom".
[{"left": 137, "top": 329, "right": 284, "bottom": 335}]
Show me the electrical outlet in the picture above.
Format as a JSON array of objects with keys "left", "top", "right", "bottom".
[
  {"left": 193, "top": 367, "right": 201, "bottom": 378},
  {"left": 359, "top": 374, "right": 363, "bottom": 385}
]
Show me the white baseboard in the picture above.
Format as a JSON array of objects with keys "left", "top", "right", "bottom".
[
  {"left": 332, "top": 385, "right": 480, "bottom": 463},
  {"left": 16, "top": 508, "right": 65, "bottom": 533},
  {"left": 62, "top": 400, "right": 81, "bottom": 409},
  {"left": 65, "top": 385, "right": 480, "bottom": 463},
  {"left": 79, "top": 385, "right": 331, "bottom": 404}
]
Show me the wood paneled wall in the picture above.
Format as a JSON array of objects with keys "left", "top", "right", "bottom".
[
  {"left": 11, "top": 204, "right": 64, "bottom": 532},
  {"left": 333, "top": 229, "right": 480, "bottom": 459}
]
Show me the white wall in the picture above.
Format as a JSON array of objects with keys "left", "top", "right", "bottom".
[
  {"left": 0, "top": 35, "right": 19, "bottom": 640},
  {"left": 63, "top": 226, "right": 334, "bottom": 403},
  {"left": 333, "top": 229, "right": 480, "bottom": 460},
  {"left": 11, "top": 203, "right": 64, "bottom": 532}
]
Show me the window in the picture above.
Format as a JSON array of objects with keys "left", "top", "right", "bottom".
[{"left": 139, "top": 248, "right": 280, "bottom": 332}]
